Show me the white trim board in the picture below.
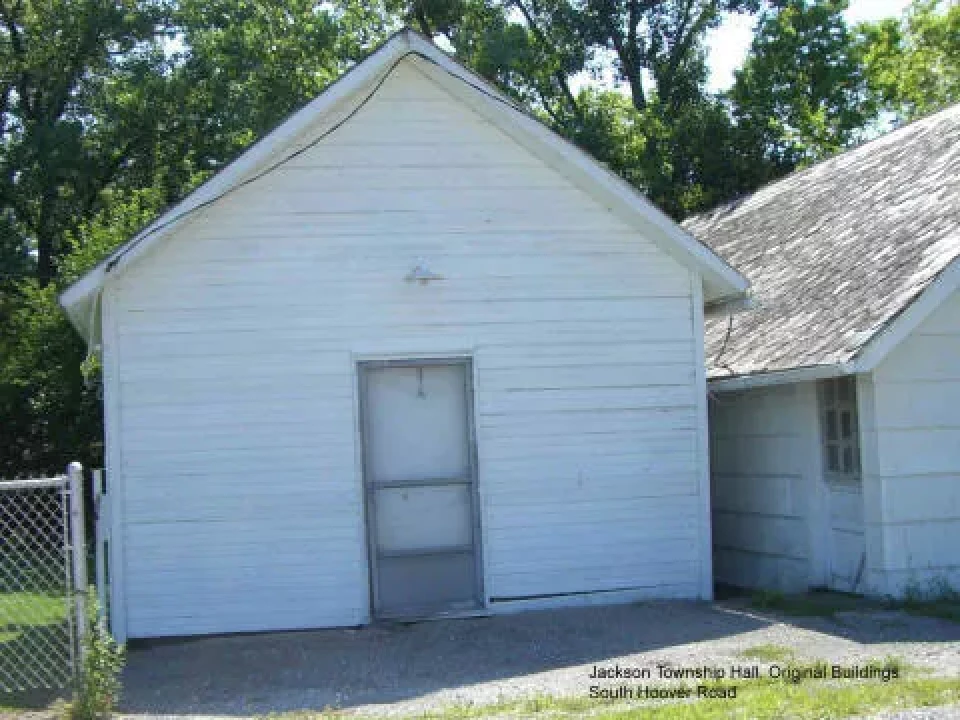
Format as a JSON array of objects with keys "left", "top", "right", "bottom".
[
  {"left": 690, "top": 272, "right": 714, "bottom": 600},
  {"left": 60, "top": 28, "right": 747, "bottom": 345},
  {"left": 852, "top": 255, "right": 960, "bottom": 372}
]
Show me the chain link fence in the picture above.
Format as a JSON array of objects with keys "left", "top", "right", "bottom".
[{"left": 0, "top": 468, "right": 84, "bottom": 694}]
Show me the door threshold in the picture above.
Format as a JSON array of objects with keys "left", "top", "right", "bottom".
[{"left": 376, "top": 605, "right": 489, "bottom": 624}]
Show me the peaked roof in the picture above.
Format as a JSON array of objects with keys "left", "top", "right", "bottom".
[
  {"left": 684, "top": 104, "right": 960, "bottom": 388},
  {"left": 61, "top": 28, "right": 747, "bottom": 344}
]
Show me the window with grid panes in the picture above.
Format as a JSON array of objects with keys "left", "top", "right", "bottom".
[{"left": 819, "top": 376, "right": 860, "bottom": 478}]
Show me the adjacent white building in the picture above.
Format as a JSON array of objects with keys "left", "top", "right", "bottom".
[
  {"left": 685, "top": 105, "right": 960, "bottom": 598},
  {"left": 61, "top": 29, "right": 747, "bottom": 640}
]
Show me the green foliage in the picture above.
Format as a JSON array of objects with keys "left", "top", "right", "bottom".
[
  {"left": 0, "top": 2, "right": 372, "bottom": 477},
  {"left": 65, "top": 595, "right": 125, "bottom": 720},
  {"left": 0, "top": 0, "right": 169, "bottom": 283},
  {"left": 265, "top": 671, "right": 960, "bottom": 718},
  {"left": 750, "top": 588, "right": 787, "bottom": 610},
  {"left": 859, "top": 0, "right": 960, "bottom": 122},
  {"left": 0, "top": 280, "right": 101, "bottom": 477},
  {"left": 1, "top": 0, "right": 956, "bottom": 475},
  {"left": 900, "top": 576, "right": 960, "bottom": 623},
  {"left": 739, "top": 643, "right": 795, "bottom": 662},
  {"left": 749, "top": 589, "right": 883, "bottom": 617},
  {"left": 159, "top": 0, "right": 350, "bottom": 190},
  {"left": 568, "top": 89, "right": 774, "bottom": 218},
  {"left": 549, "top": 0, "right": 762, "bottom": 112},
  {"left": 730, "top": 0, "right": 876, "bottom": 169}
]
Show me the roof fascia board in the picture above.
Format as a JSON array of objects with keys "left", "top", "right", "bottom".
[
  {"left": 709, "top": 362, "right": 855, "bottom": 392},
  {"left": 402, "top": 37, "right": 748, "bottom": 302},
  {"left": 852, "top": 254, "right": 960, "bottom": 373},
  {"left": 60, "top": 31, "right": 414, "bottom": 318},
  {"left": 704, "top": 293, "right": 753, "bottom": 317}
]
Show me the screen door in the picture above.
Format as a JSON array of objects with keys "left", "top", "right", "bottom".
[{"left": 359, "top": 359, "right": 482, "bottom": 619}]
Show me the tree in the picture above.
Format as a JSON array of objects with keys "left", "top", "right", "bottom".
[
  {"left": 0, "top": 0, "right": 168, "bottom": 285},
  {"left": 730, "top": 0, "right": 875, "bottom": 169},
  {"left": 154, "top": 0, "right": 355, "bottom": 199},
  {"left": 859, "top": 0, "right": 960, "bottom": 123},
  {"left": 378, "top": 0, "right": 773, "bottom": 217},
  {"left": 0, "top": 280, "right": 100, "bottom": 475}
]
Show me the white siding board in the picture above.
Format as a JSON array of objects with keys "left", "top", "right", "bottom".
[
  {"left": 712, "top": 473, "right": 804, "bottom": 517},
  {"left": 482, "top": 473, "right": 699, "bottom": 502},
  {"left": 709, "top": 383, "right": 820, "bottom": 592},
  {"left": 110, "top": 61, "right": 705, "bottom": 637},
  {"left": 117, "top": 298, "right": 692, "bottom": 332},
  {"left": 879, "top": 474, "right": 960, "bottom": 523},
  {"left": 713, "top": 511, "right": 807, "bottom": 558},
  {"left": 714, "top": 549, "right": 809, "bottom": 591},
  {"left": 479, "top": 409, "right": 697, "bottom": 436},
  {"left": 869, "top": 289, "right": 960, "bottom": 596}
]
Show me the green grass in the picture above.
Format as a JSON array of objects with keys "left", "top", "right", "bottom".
[
  {"left": 0, "top": 590, "right": 72, "bottom": 703},
  {"left": 749, "top": 589, "right": 878, "bottom": 617},
  {"left": 0, "top": 589, "right": 69, "bottom": 646},
  {"left": 902, "top": 578, "right": 960, "bottom": 623},
  {"left": 267, "top": 670, "right": 960, "bottom": 719},
  {"left": 903, "top": 601, "right": 960, "bottom": 623},
  {"left": 739, "top": 644, "right": 795, "bottom": 662},
  {"left": 7, "top": 657, "right": 959, "bottom": 719},
  {"left": 0, "top": 591, "right": 69, "bottom": 628},
  {"left": 748, "top": 586, "right": 960, "bottom": 624}
]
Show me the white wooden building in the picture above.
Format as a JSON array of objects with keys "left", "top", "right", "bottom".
[
  {"left": 684, "top": 105, "right": 960, "bottom": 598},
  {"left": 61, "top": 29, "right": 747, "bottom": 640}
]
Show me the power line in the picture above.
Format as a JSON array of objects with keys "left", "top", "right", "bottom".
[{"left": 104, "top": 48, "right": 529, "bottom": 273}]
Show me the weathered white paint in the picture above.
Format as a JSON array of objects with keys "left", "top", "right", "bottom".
[
  {"left": 100, "top": 286, "right": 127, "bottom": 641},
  {"left": 710, "top": 379, "right": 869, "bottom": 593},
  {"left": 825, "top": 480, "right": 865, "bottom": 591},
  {"left": 61, "top": 31, "right": 746, "bottom": 340},
  {"left": 105, "top": 61, "right": 708, "bottom": 638},
  {"left": 712, "top": 284, "right": 960, "bottom": 599},
  {"left": 692, "top": 274, "right": 714, "bottom": 600},
  {"left": 867, "top": 288, "right": 960, "bottom": 596},
  {"left": 709, "top": 383, "right": 821, "bottom": 591}
]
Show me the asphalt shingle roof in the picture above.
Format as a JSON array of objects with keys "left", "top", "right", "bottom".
[{"left": 683, "top": 104, "right": 960, "bottom": 381}]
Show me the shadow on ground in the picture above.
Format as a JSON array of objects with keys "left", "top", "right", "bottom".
[
  {"left": 724, "top": 591, "right": 960, "bottom": 645},
  {"left": 119, "top": 601, "right": 769, "bottom": 715},
  {"left": 118, "top": 599, "right": 960, "bottom": 716}
]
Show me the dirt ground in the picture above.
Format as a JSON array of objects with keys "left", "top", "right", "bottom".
[{"left": 102, "top": 599, "right": 960, "bottom": 718}]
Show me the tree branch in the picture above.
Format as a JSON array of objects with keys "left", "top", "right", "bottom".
[
  {"left": 623, "top": 0, "right": 646, "bottom": 108},
  {"left": 511, "top": 0, "right": 582, "bottom": 118},
  {"left": 0, "top": 0, "right": 33, "bottom": 117},
  {"left": 414, "top": 7, "right": 433, "bottom": 37}
]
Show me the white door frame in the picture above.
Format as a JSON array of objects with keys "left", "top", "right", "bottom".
[{"left": 357, "top": 357, "right": 484, "bottom": 619}]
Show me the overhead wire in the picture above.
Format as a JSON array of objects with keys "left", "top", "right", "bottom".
[{"left": 104, "top": 48, "right": 530, "bottom": 274}]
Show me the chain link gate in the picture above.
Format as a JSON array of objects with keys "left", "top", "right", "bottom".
[{"left": 0, "top": 464, "right": 86, "bottom": 694}]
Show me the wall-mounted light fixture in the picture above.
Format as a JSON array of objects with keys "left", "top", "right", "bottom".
[{"left": 405, "top": 262, "right": 444, "bottom": 285}]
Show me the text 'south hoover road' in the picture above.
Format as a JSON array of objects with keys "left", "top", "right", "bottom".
[{"left": 587, "top": 662, "right": 901, "bottom": 701}]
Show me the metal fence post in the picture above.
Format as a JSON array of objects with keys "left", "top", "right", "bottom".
[{"left": 67, "top": 462, "right": 87, "bottom": 664}]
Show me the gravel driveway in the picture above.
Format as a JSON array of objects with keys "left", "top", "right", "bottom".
[{"left": 118, "top": 601, "right": 960, "bottom": 717}]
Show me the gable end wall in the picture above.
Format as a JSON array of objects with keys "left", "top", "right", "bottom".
[{"left": 104, "top": 61, "right": 706, "bottom": 638}]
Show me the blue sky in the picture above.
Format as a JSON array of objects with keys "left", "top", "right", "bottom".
[{"left": 705, "top": 0, "right": 915, "bottom": 91}]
